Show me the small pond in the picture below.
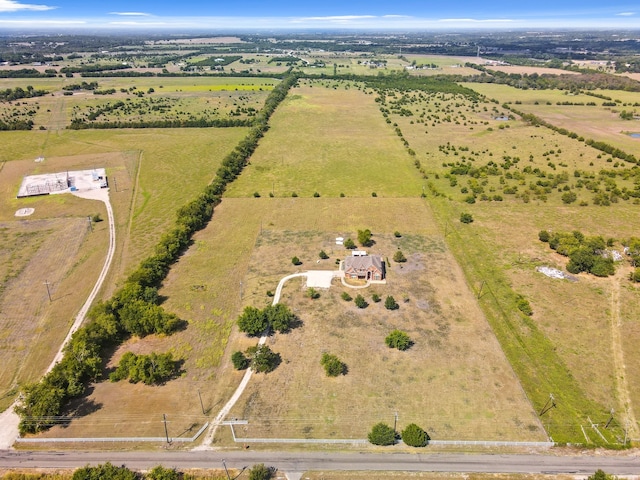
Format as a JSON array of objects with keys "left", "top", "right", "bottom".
[{"left": 628, "top": 133, "right": 640, "bottom": 138}]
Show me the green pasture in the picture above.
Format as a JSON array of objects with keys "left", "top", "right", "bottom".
[{"left": 225, "top": 80, "right": 425, "bottom": 198}]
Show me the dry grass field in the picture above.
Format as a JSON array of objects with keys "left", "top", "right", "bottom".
[{"left": 225, "top": 200, "right": 544, "bottom": 441}]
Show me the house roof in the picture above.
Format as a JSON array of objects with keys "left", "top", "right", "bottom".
[{"left": 344, "top": 254, "right": 384, "bottom": 273}]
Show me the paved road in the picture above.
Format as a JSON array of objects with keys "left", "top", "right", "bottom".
[{"left": 0, "top": 450, "right": 639, "bottom": 475}]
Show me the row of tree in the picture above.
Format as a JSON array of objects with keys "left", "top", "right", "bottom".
[
  {"left": 68, "top": 117, "right": 252, "bottom": 130},
  {"left": 14, "top": 72, "right": 299, "bottom": 435},
  {"left": 0, "top": 85, "right": 48, "bottom": 102}
]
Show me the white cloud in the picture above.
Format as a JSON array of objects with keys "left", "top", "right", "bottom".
[
  {"left": 297, "top": 15, "right": 376, "bottom": 21},
  {"left": 437, "top": 18, "right": 513, "bottom": 23},
  {"left": 109, "top": 11, "right": 151, "bottom": 16},
  {"left": 382, "top": 14, "right": 411, "bottom": 18},
  {"left": 109, "top": 21, "right": 167, "bottom": 25},
  {"left": 616, "top": 11, "right": 635, "bottom": 16},
  {"left": 0, "top": 19, "right": 82, "bottom": 24},
  {"left": 0, "top": 0, "right": 55, "bottom": 12}
]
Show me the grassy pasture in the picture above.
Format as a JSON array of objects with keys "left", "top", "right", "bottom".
[
  {"left": 225, "top": 80, "right": 425, "bottom": 198},
  {"left": 377, "top": 85, "right": 639, "bottom": 442},
  {"left": 462, "top": 83, "right": 640, "bottom": 156},
  {"left": 225, "top": 203, "right": 544, "bottom": 441}
]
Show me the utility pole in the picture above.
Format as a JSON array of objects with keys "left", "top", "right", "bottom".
[
  {"left": 393, "top": 411, "right": 398, "bottom": 438},
  {"left": 197, "top": 388, "right": 205, "bottom": 415},
  {"left": 222, "top": 460, "right": 231, "bottom": 480},
  {"left": 44, "top": 280, "right": 52, "bottom": 302},
  {"left": 163, "top": 414, "right": 170, "bottom": 444}
]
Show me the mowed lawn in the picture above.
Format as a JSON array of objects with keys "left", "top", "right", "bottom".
[{"left": 225, "top": 80, "right": 425, "bottom": 198}]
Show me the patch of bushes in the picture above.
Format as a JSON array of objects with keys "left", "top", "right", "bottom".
[
  {"left": 321, "top": 352, "right": 346, "bottom": 377},
  {"left": 385, "top": 330, "right": 412, "bottom": 350},
  {"left": 539, "top": 229, "right": 615, "bottom": 277},
  {"left": 367, "top": 422, "right": 396, "bottom": 445}
]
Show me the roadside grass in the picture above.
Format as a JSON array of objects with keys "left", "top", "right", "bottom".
[
  {"left": 225, "top": 80, "right": 424, "bottom": 198},
  {"left": 224, "top": 199, "right": 543, "bottom": 441}
]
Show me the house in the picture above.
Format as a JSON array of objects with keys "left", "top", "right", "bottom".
[{"left": 343, "top": 254, "right": 385, "bottom": 282}]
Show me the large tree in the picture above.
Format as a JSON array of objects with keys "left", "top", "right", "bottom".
[{"left": 237, "top": 306, "right": 268, "bottom": 336}]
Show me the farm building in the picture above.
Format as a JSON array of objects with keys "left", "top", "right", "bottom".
[{"left": 343, "top": 253, "right": 385, "bottom": 282}]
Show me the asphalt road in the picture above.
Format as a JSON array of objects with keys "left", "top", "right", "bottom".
[{"left": 1, "top": 450, "right": 639, "bottom": 476}]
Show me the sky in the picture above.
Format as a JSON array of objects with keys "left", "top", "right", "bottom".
[{"left": 0, "top": 0, "right": 639, "bottom": 30}]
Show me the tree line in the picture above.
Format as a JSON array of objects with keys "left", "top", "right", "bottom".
[{"left": 14, "top": 72, "right": 299, "bottom": 435}]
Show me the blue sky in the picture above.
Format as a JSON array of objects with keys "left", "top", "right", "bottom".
[{"left": 0, "top": 0, "right": 638, "bottom": 30}]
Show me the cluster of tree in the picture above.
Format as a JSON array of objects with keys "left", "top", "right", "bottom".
[
  {"left": 368, "top": 422, "right": 429, "bottom": 447},
  {"left": 539, "top": 230, "right": 615, "bottom": 277},
  {"left": 60, "top": 64, "right": 131, "bottom": 74},
  {"left": 69, "top": 117, "right": 251, "bottom": 130},
  {"left": 93, "top": 88, "right": 117, "bottom": 95},
  {"left": 0, "top": 119, "right": 34, "bottom": 130},
  {"left": 0, "top": 68, "right": 56, "bottom": 78},
  {"left": 62, "top": 81, "right": 98, "bottom": 91},
  {"left": 237, "top": 303, "right": 297, "bottom": 336},
  {"left": 268, "top": 56, "right": 301, "bottom": 64},
  {"left": 109, "top": 351, "right": 178, "bottom": 385},
  {"left": 510, "top": 107, "right": 638, "bottom": 165},
  {"left": 0, "top": 85, "right": 48, "bottom": 102},
  {"left": 465, "top": 66, "right": 640, "bottom": 92},
  {"left": 15, "top": 72, "right": 299, "bottom": 435},
  {"left": 191, "top": 55, "right": 242, "bottom": 67},
  {"left": 232, "top": 345, "right": 281, "bottom": 373},
  {"left": 321, "top": 352, "right": 347, "bottom": 377},
  {"left": 81, "top": 71, "right": 155, "bottom": 78}
]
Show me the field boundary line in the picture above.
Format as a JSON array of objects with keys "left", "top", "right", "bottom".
[{"left": 15, "top": 422, "right": 209, "bottom": 444}]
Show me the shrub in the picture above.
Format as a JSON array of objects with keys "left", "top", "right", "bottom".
[
  {"left": 249, "top": 463, "right": 272, "bottom": 480},
  {"left": 147, "top": 465, "right": 181, "bottom": 480},
  {"left": 91, "top": 213, "right": 103, "bottom": 223},
  {"left": 371, "top": 293, "right": 381, "bottom": 303},
  {"left": 384, "top": 295, "right": 399, "bottom": 310},
  {"left": 354, "top": 294, "right": 367, "bottom": 308},
  {"left": 515, "top": 295, "right": 533, "bottom": 316},
  {"left": 291, "top": 256, "right": 302, "bottom": 266},
  {"left": 630, "top": 267, "right": 640, "bottom": 282},
  {"left": 393, "top": 250, "right": 407, "bottom": 263},
  {"left": 321, "top": 352, "right": 346, "bottom": 377},
  {"left": 460, "top": 212, "right": 473, "bottom": 224},
  {"left": 538, "top": 230, "right": 550, "bottom": 242},
  {"left": 394, "top": 231, "right": 402, "bottom": 237},
  {"left": 341, "top": 292, "right": 352, "bottom": 301},
  {"left": 319, "top": 250, "right": 329, "bottom": 259},
  {"left": 253, "top": 192, "right": 261, "bottom": 198},
  {"left": 368, "top": 422, "right": 396, "bottom": 445},
  {"left": 344, "top": 238, "right": 356, "bottom": 249},
  {"left": 358, "top": 228, "right": 373, "bottom": 247},
  {"left": 109, "top": 352, "right": 178, "bottom": 385},
  {"left": 401, "top": 423, "right": 429, "bottom": 447},
  {"left": 313, "top": 191, "right": 320, "bottom": 197},
  {"left": 561, "top": 191, "right": 577, "bottom": 204},
  {"left": 232, "top": 351, "right": 249, "bottom": 370},
  {"left": 385, "top": 330, "right": 412, "bottom": 350},
  {"left": 306, "top": 287, "right": 320, "bottom": 299}
]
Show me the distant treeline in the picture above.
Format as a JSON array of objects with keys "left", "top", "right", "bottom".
[
  {"left": 60, "top": 63, "right": 131, "bottom": 74},
  {"left": 465, "top": 64, "right": 640, "bottom": 92},
  {"left": 69, "top": 117, "right": 252, "bottom": 129},
  {"left": 0, "top": 68, "right": 56, "bottom": 78},
  {"left": 15, "top": 72, "right": 299, "bottom": 435}
]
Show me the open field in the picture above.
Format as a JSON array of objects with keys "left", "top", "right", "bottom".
[
  {"left": 226, "top": 80, "right": 425, "bottom": 198},
  {"left": 461, "top": 83, "right": 640, "bottom": 156},
  {"left": 377, "top": 83, "right": 640, "bottom": 442},
  {"left": 0, "top": 77, "right": 276, "bottom": 130},
  {"left": 0, "top": 120, "right": 248, "bottom": 412},
  {"left": 226, "top": 206, "right": 544, "bottom": 441}
]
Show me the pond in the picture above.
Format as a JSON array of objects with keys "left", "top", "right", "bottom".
[{"left": 628, "top": 133, "right": 640, "bottom": 138}]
